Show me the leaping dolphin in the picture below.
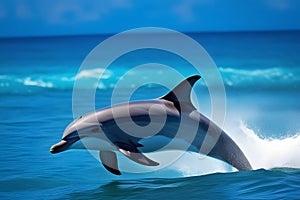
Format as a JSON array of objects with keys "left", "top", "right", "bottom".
[{"left": 50, "top": 75, "right": 252, "bottom": 175}]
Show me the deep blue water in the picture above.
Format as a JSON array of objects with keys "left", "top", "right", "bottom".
[{"left": 1, "top": 31, "right": 300, "bottom": 199}]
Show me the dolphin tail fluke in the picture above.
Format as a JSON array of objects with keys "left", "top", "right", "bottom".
[
  {"left": 99, "top": 151, "right": 121, "bottom": 175},
  {"left": 118, "top": 148, "right": 159, "bottom": 166}
]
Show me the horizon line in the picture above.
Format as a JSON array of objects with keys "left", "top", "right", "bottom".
[{"left": 1, "top": 29, "right": 299, "bottom": 39}]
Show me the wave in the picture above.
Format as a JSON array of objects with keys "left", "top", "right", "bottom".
[
  {"left": 236, "top": 122, "right": 300, "bottom": 170},
  {"left": 74, "top": 170, "right": 300, "bottom": 199},
  {"left": 0, "top": 69, "right": 113, "bottom": 94},
  {"left": 163, "top": 121, "right": 300, "bottom": 177},
  {"left": 76, "top": 68, "right": 113, "bottom": 79},
  {"left": 0, "top": 67, "right": 299, "bottom": 94},
  {"left": 23, "top": 77, "right": 54, "bottom": 88},
  {"left": 219, "top": 67, "right": 300, "bottom": 89}
]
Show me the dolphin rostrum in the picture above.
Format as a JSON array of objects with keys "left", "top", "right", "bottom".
[{"left": 50, "top": 75, "right": 252, "bottom": 175}]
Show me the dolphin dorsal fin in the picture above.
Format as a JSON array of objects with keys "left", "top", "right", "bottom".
[{"left": 160, "top": 75, "right": 201, "bottom": 111}]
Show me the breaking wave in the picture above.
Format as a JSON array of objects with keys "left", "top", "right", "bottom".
[{"left": 160, "top": 121, "right": 300, "bottom": 177}]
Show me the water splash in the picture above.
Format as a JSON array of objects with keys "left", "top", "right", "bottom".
[
  {"left": 158, "top": 121, "right": 300, "bottom": 177},
  {"left": 235, "top": 122, "right": 300, "bottom": 169}
]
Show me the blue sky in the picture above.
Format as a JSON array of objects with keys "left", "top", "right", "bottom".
[{"left": 0, "top": 0, "right": 299, "bottom": 37}]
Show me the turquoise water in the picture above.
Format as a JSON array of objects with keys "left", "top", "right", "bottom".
[{"left": 1, "top": 31, "right": 300, "bottom": 199}]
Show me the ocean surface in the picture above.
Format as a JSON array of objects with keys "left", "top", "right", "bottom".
[{"left": 1, "top": 31, "right": 300, "bottom": 199}]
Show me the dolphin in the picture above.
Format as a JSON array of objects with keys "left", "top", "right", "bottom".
[{"left": 50, "top": 75, "right": 252, "bottom": 175}]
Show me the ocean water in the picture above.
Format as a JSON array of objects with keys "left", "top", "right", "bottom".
[{"left": 1, "top": 31, "right": 300, "bottom": 199}]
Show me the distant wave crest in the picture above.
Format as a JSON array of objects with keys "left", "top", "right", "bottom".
[
  {"left": 219, "top": 67, "right": 300, "bottom": 89},
  {"left": 0, "top": 67, "right": 299, "bottom": 94}
]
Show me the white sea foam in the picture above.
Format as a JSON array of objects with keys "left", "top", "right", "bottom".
[
  {"left": 219, "top": 67, "right": 299, "bottom": 87},
  {"left": 23, "top": 77, "right": 53, "bottom": 88},
  {"left": 0, "top": 67, "right": 299, "bottom": 93},
  {"left": 76, "top": 68, "right": 112, "bottom": 79},
  {"left": 220, "top": 67, "right": 285, "bottom": 77},
  {"left": 61, "top": 76, "right": 75, "bottom": 81},
  {"left": 234, "top": 121, "right": 300, "bottom": 169},
  {"left": 165, "top": 121, "right": 300, "bottom": 177}
]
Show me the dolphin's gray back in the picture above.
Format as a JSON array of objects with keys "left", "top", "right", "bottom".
[{"left": 104, "top": 102, "right": 180, "bottom": 144}]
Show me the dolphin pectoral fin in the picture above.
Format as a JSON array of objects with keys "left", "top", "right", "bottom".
[
  {"left": 99, "top": 151, "right": 121, "bottom": 175},
  {"left": 118, "top": 148, "right": 159, "bottom": 166}
]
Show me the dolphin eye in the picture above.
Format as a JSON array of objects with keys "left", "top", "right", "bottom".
[{"left": 73, "top": 116, "right": 83, "bottom": 123}]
